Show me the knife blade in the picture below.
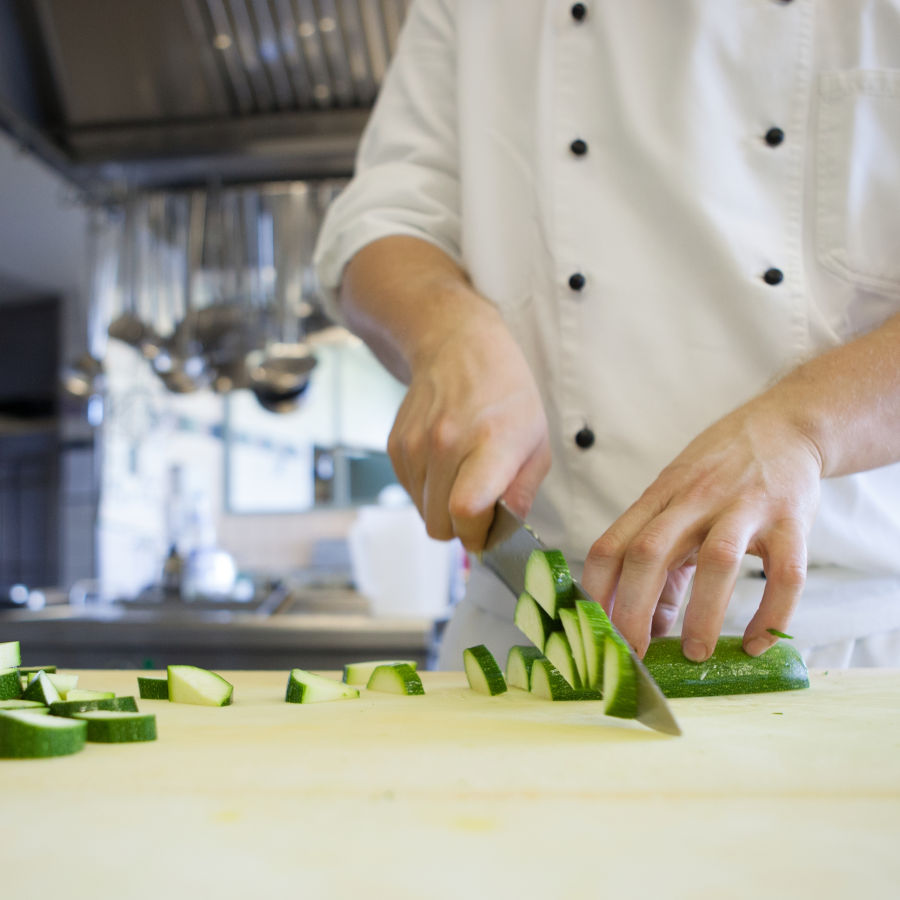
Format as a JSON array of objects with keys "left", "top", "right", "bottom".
[{"left": 481, "top": 500, "right": 681, "bottom": 736}]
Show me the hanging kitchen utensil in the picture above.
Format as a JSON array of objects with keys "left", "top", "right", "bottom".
[
  {"left": 246, "top": 184, "right": 317, "bottom": 413},
  {"left": 107, "top": 194, "right": 152, "bottom": 349}
]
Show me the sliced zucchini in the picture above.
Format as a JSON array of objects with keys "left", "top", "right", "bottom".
[
  {"left": 137, "top": 676, "right": 170, "bottom": 700},
  {"left": 285, "top": 669, "right": 360, "bottom": 704},
  {"left": 0, "top": 641, "right": 21, "bottom": 668},
  {"left": 0, "top": 667, "right": 23, "bottom": 701},
  {"left": 514, "top": 590, "right": 558, "bottom": 652},
  {"left": 366, "top": 663, "right": 425, "bottom": 696},
  {"left": 72, "top": 710, "right": 157, "bottom": 743},
  {"left": 22, "top": 670, "right": 62, "bottom": 706},
  {"left": 0, "top": 710, "right": 87, "bottom": 758},
  {"left": 524, "top": 549, "right": 574, "bottom": 618},
  {"left": 505, "top": 645, "right": 544, "bottom": 691},
  {"left": 576, "top": 599, "right": 612, "bottom": 690},
  {"left": 643, "top": 636, "right": 810, "bottom": 697},
  {"left": 559, "top": 608, "right": 588, "bottom": 687},
  {"left": 0, "top": 699, "right": 48, "bottom": 712},
  {"left": 50, "top": 696, "right": 139, "bottom": 717},
  {"left": 603, "top": 634, "right": 638, "bottom": 719},
  {"left": 65, "top": 689, "right": 114, "bottom": 702},
  {"left": 463, "top": 645, "right": 507, "bottom": 696},
  {"left": 167, "top": 665, "right": 234, "bottom": 707},
  {"left": 544, "top": 630, "right": 582, "bottom": 690},
  {"left": 17, "top": 665, "right": 57, "bottom": 676},
  {"left": 530, "top": 659, "right": 602, "bottom": 702},
  {"left": 342, "top": 659, "right": 418, "bottom": 686}
]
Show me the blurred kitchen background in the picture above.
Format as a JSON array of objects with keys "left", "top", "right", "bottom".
[{"left": 0, "top": 0, "right": 464, "bottom": 669}]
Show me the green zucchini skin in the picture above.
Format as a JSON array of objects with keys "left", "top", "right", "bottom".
[{"left": 643, "top": 636, "right": 809, "bottom": 698}]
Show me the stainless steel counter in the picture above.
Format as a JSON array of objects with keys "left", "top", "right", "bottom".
[{"left": 0, "top": 599, "right": 436, "bottom": 670}]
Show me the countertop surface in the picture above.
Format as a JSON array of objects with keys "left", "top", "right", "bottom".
[{"left": 3, "top": 668, "right": 900, "bottom": 899}]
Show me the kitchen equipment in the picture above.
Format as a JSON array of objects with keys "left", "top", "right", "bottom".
[
  {"left": 2, "top": 668, "right": 897, "bottom": 898},
  {"left": 481, "top": 499, "right": 681, "bottom": 736}
]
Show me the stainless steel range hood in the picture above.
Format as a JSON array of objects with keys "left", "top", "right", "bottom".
[{"left": 1, "top": 0, "right": 411, "bottom": 189}]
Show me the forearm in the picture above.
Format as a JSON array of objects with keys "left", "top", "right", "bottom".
[
  {"left": 761, "top": 311, "right": 900, "bottom": 478},
  {"left": 338, "top": 235, "right": 506, "bottom": 384}
]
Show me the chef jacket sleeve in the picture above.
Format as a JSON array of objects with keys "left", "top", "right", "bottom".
[{"left": 313, "top": 0, "right": 462, "bottom": 323}]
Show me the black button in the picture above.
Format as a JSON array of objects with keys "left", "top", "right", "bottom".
[
  {"left": 575, "top": 426, "right": 595, "bottom": 449},
  {"left": 763, "top": 267, "right": 784, "bottom": 285},
  {"left": 571, "top": 3, "right": 587, "bottom": 21},
  {"left": 570, "top": 138, "right": 588, "bottom": 156},
  {"left": 568, "top": 272, "right": 586, "bottom": 291},
  {"left": 765, "top": 127, "right": 785, "bottom": 147}
]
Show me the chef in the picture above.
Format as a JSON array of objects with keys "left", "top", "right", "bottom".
[{"left": 313, "top": 0, "right": 900, "bottom": 668}]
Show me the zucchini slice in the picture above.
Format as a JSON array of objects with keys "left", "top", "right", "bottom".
[
  {"left": 0, "top": 641, "right": 21, "bottom": 668},
  {"left": 342, "top": 659, "right": 418, "bottom": 686},
  {"left": 22, "top": 670, "right": 62, "bottom": 706},
  {"left": 463, "top": 645, "right": 507, "bottom": 696},
  {"left": 167, "top": 665, "right": 234, "bottom": 707},
  {"left": 643, "top": 636, "right": 810, "bottom": 697},
  {"left": 0, "top": 710, "right": 87, "bottom": 758},
  {"left": 559, "top": 608, "right": 588, "bottom": 686},
  {"left": 366, "top": 663, "right": 425, "bottom": 696},
  {"left": 505, "top": 645, "right": 544, "bottom": 691},
  {"left": 576, "top": 599, "right": 613, "bottom": 690},
  {"left": 514, "top": 590, "right": 558, "bottom": 652},
  {"left": 50, "top": 696, "right": 139, "bottom": 717},
  {"left": 137, "top": 676, "right": 169, "bottom": 700},
  {"left": 544, "top": 630, "right": 582, "bottom": 690},
  {"left": 17, "top": 665, "right": 57, "bottom": 676},
  {"left": 65, "top": 689, "right": 114, "bottom": 702},
  {"left": 285, "top": 669, "right": 360, "bottom": 704},
  {"left": 72, "top": 710, "right": 157, "bottom": 743},
  {"left": 524, "top": 549, "right": 574, "bottom": 618},
  {"left": 530, "top": 659, "right": 602, "bottom": 702},
  {"left": 0, "top": 667, "right": 23, "bottom": 701},
  {"left": 603, "top": 635, "right": 638, "bottom": 719},
  {"left": 0, "top": 699, "right": 47, "bottom": 712}
]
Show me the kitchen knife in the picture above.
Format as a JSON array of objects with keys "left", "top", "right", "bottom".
[{"left": 481, "top": 500, "right": 681, "bottom": 736}]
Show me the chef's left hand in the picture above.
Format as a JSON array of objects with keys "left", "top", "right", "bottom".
[{"left": 581, "top": 397, "right": 823, "bottom": 661}]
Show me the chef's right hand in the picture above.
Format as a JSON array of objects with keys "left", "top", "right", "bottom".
[{"left": 387, "top": 307, "right": 551, "bottom": 552}]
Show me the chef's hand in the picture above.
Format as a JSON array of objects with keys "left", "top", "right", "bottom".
[
  {"left": 388, "top": 307, "right": 551, "bottom": 552},
  {"left": 582, "top": 396, "right": 823, "bottom": 661}
]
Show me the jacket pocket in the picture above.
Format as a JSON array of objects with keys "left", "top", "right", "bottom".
[{"left": 816, "top": 69, "right": 900, "bottom": 294}]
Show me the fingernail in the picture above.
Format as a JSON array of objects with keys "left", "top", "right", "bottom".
[
  {"left": 745, "top": 637, "right": 770, "bottom": 657},
  {"left": 683, "top": 638, "right": 708, "bottom": 662}
]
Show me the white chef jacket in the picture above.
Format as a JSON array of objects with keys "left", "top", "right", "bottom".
[{"left": 314, "top": 0, "right": 900, "bottom": 660}]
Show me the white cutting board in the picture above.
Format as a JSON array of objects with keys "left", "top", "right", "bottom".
[{"left": 3, "top": 669, "right": 900, "bottom": 900}]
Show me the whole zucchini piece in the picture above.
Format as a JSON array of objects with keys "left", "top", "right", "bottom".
[{"left": 643, "top": 636, "right": 809, "bottom": 698}]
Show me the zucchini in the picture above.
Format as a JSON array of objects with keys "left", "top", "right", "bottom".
[
  {"left": 643, "top": 636, "right": 810, "bottom": 697},
  {"left": 22, "top": 670, "right": 62, "bottom": 706},
  {"left": 524, "top": 549, "right": 574, "bottom": 618},
  {"left": 285, "top": 669, "right": 359, "bottom": 704},
  {"left": 530, "top": 659, "right": 602, "bottom": 702},
  {"left": 50, "top": 696, "right": 139, "bottom": 717},
  {"left": 544, "top": 630, "right": 581, "bottom": 690},
  {"left": 0, "top": 667, "right": 23, "bottom": 701},
  {"left": 576, "top": 599, "right": 612, "bottom": 690},
  {"left": 65, "top": 689, "right": 114, "bottom": 702},
  {"left": 0, "top": 710, "right": 87, "bottom": 758},
  {"left": 463, "top": 645, "right": 507, "bottom": 696},
  {"left": 342, "top": 659, "right": 418, "bottom": 686},
  {"left": 0, "top": 641, "right": 21, "bottom": 668},
  {"left": 514, "top": 590, "right": 558, "bottom": 652},
  {"left": 603, "top": 634, "right": 638, "bottom": 719},
  {"left": 137, "top": 676, "right": 169, "bottom": 700},
  {"left": 72, "top": 710, "right": 157, "bottom": 743},
  {"left": 366, "top": 663, "right": 425, "bottom": 696},
  {"left": 0, "top": 698, "right": 47, "bottom": 712},
  {"left": 505, "top": 645, "right": 544, "bottom": 691},
  {"left": 17, "top": 665, "right": 57, "bottom": 676},
  {"left": 559, "top": 608, "right": 588, "bottom": 686},
  {"left": 167, "top": 665, "right": 234, "bottom": 707}
]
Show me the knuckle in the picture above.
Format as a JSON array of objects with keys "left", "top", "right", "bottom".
[
  {"left": 588, "top": 532, "right": 626, "bottom": 564},
  {"left": 698, "top": 535, "right": 744, "bottom": 571},
  {"left": 624, "top": 530, "right": 667, "bottom": 568},
  {"left": 429, "top": 416, "right": 460, "bottom": 454},
  {"left": 768, "top": 559, "right": 807, "bottom": 591}
]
